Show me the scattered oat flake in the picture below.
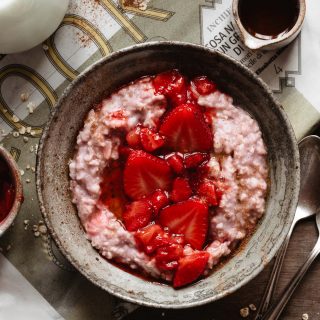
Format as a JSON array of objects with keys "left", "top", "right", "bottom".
[
  {"left": 20, "top": 170, "right": 24, "bottom": 176},
  {"left": 240, "top": 307, "right": 250, "bottom": 318},
  {"left": 24, "top": 220, "right": 29, "bottom": 225},
  {"left": 12, "top": 132, "right": 19, "bottom": 138},
  {"left": 34, "top": 231, "right": 40, "bottom": 237},
  {"left": 25, "top": 179, "right": 31, "bottom": 184},
  {"left": 42, "top": 43, "right": 49, "bottom": 50},
  {"left": 30, "top": 146, "right": 34, "bottom": 153},
  {"left": 23, "top": 136, "right": 29, "bottom": 143},
  {"left": 26, "top": 165, "right": 31, "bottom": 170},
  {"left": 249, "top": 304, "right": 256, "bottom": 311},
  {"left": 12, "top": 115, "right": 19, "bottom": 123},
  {"left": 30, "top": 130, "right": 36, "bottom": 136},
  {"left": 19, "top": 127, "right": 26, "bottom": 134},
  {"left": 302, "top": 314, "right": 309, "bottom": 320},
  {"left": 27, "top": 102, "right": 35, "bottom": 114},
  {"left": 31, "top": 166, "right": 35, "bottom": 172},
  {"left": 20, "top": 92, "right": 29, "bottom": 102},
  {"left": 38, "top": 225, "right": 47, "bottom": 234},
  {"left": 26, "top": 126, "right": 31, "bottom": 133}
]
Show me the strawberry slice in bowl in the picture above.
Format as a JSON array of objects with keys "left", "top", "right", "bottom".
[
  {"left": 123, "top": 199, "right": 153, "bottom": 231},
  {"left": 173, "top": 252, "right": 210, "bottom": 288},
  {"left": 153, "top": 69, "right": 188, "bottom": 107},
  {"left": 159, "top": 103, "right": 213, "bottom": 153},
  {"left": 123, "top": 150, "right": 172, "bottom": 200},
  {"left": 159, "top": 199, "right": 209, "bottom": 250},
  {"left": 170, "top": 177, "right": 192, "bottom": 203}
]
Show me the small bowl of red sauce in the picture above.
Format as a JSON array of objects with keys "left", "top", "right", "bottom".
[
  {"left": 233, "top": 0, "right": 306, "bottom": 50},
  {"left": 0, "top": 146, "right": 23, "bottom": 236}
]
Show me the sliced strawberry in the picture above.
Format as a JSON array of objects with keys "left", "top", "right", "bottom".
[
  {"left": 166, "top": 153, "right": 184, "bottom": 174},
  {"left": 140, "top": 128, "right": 165, "bottom": 152},
  {"left": 123, "top": 150, "right": 172, "bottom": 200},
  {"left": 126, "top": 126, "right": 141, "bottom": 148},
  {"left": 173, "top": 252, "right": 210, "bottom": 288},
  {"left": 122, "top": 200, "right": 153, "bottom": 231},
  {"left": 135, "top": 224, "right": 171, "bottom": 254},
  {"left": 159, "top": 199, "right": 208, "bottom": 250},
  {"left": 170, "top": 177, "right": 192, "bottom": 203},
  {"left": 153, "top": 70, "right": 187, "bottom": 106},
  {"left": 135, "top": 224, "right": 163, "bottom": 253},
  {"left": 155, "top": 243, "right": 184, "bottom": 271},
  {"left": 197, "top": 180, "right": 220, "bottom": 206},
  {"left": 147, "top": 190, "right": 169, "bottom": 216},
  {"left": 191, "top": 76, "right": 217, "bottom": 96},
  {"left": 184, "top": 152, "right": 209, "bottom": 169},
  {"left": 159, "top": 104, "right": 213, "bottom": 153}
]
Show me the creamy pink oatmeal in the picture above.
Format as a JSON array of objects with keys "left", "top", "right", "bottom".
[{"left": 69, "top": 70, "right": 268, "bottom": 288}]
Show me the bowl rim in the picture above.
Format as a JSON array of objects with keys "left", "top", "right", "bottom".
[
  {"left": 36, "top": 41, "right": 300, "bottom": 308},
  {"left": 0, "top": 146, "right": 23, "bottom": 236}
]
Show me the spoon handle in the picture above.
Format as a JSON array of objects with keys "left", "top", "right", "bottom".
[
  {"left": 254, "top": 219, "right": 297, "bottom": 320},
  {"left": 261, "top": 238, "right": 320, "bottom": 320}
]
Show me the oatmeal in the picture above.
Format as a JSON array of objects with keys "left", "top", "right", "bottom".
[{"left": 69, "top": 70, "right": 268, "bottom": 288}]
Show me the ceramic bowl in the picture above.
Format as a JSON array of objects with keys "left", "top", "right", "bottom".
[
  {"left": 0, "top": 146, "right": 23, "bottom": 236},
  {"left": 0, "top": 0, "right": 69, "bottom": 54},
  {"left": 232, "top": 0, "right": 306, "bottom": 50},
  {"left": 36, "top": 42, "right": 300, "bottom": 308}
]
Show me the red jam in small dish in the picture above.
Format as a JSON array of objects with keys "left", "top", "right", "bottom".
[
  {"left": 0, "top": 158, "right": 15, "bottom": 223},
  {"left": 70, "top": 70, "right": 268, "bottom": 288}
]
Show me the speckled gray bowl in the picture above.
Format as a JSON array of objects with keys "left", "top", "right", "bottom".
[
  {"left": 0, "top": 146, "right": 23, "bottom": 236},
  {"left": 36, "top": 42, "right": 300, "bottom": 308}
]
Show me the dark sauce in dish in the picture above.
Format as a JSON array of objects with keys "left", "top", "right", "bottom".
[
  {"left": 0, "top": 158, "right": 15, "bottom": 223},
  {"left": 238, "top": 0, "right": 300, "bottom": 40}
]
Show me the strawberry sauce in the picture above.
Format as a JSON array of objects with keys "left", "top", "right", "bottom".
[
  {"left": 97, "top": 70, "right": 223, "bottom": 287},
  {"left": 0, "top": 158, "right": 15, "bottom": 223}
]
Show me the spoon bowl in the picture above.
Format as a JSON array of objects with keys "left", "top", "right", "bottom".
[{"left": 297, "top": 135, "right": 320, "bottom": 218}]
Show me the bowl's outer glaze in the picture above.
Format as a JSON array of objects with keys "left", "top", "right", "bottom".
[{"left": 36, "top": 42, "right": 300, "bottom": 308}]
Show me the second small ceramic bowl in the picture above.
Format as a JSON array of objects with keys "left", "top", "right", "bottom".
[
  {"left": 0, "top": 146, "right": 23, "bottom": 236},
  {"left": 232, "top": 0, "right": 306, "bottom": 50}
]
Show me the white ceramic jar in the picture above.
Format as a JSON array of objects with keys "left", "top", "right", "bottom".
[{"left": 0, "top": 0, "right": 69, "bottom": 54}]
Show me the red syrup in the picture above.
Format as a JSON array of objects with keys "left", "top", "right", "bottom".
[
  {"left": 0, "top": 158, "right": 15, "bottom": 223},
  {"left": 96, "top": 70, "right": 225, "bottom": 287}
]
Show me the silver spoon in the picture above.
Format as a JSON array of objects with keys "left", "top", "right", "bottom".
[{"left": 255, "top": 135, "right": 320, "bottom": 319}]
